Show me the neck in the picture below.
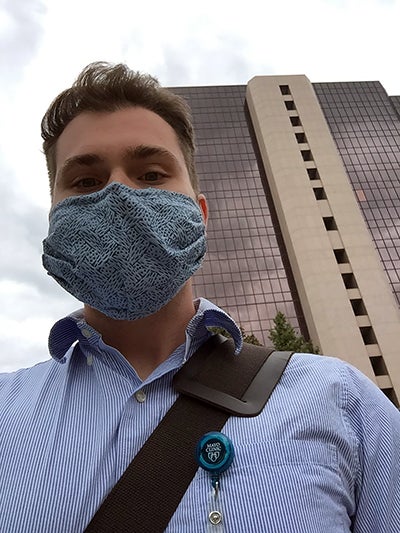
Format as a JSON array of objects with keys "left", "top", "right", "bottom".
[{"left": 83, "top": 283, "right": 196, "bottom": 379}]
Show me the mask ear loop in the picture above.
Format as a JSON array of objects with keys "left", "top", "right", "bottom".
[{"left": 197, "top": 194, "right": 209, "bottom": 226}]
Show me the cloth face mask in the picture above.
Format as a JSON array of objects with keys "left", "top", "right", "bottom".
[{"left": 42, "top": 183, "right": 207, "bottom": 320}]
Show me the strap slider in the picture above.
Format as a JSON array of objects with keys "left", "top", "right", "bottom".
[{"left": 174, "top": 335, "right": 293, "bottom": 417}]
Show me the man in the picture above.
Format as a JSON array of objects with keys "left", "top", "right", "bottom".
[{"left": 0, "top": 62, "right": 399, "bottom": 532}]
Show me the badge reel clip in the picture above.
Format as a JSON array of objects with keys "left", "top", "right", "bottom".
[{"left": 196, "top": 432, "right": 235, "bottom": 528}]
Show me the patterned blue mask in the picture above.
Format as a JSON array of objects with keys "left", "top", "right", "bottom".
[{"left": 42, "top": 183, "right": 206, "bottom": 320}]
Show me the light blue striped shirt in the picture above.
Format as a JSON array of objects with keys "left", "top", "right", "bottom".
[{"left": 0, "top": 298, "right": 399, "bottom": 532}]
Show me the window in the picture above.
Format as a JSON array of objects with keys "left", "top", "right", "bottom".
[
  {"left": 290, "top": 116, "right": 301, "bottom": 126},
  {"left": 323, "top": 217, "right": 337, "bottom": 231},
  {"left": 307, "top": 168, "right": 320, "bottom": 180},
  {"left": 313, "top": 187, "right": 327, "bottom": 200},
  {"left": 301, "top": 150, "right": 313, "bottom": 161},
  {"left": 279, "top": 85, "right": 291, "bottom": 95},
  {"left": 285, "top": 100, "right": 296, "bottom": 111},
  {"left": 295, "top": 132, "right": 307, "bottom": 143}
]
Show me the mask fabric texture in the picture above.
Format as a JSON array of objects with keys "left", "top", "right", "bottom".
[{"left": 42, "top": 183, "right": 206, "bottom": 320}]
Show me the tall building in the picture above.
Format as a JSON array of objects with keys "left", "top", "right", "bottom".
[{"left": 171, "top": 76, "right": 400, "bottom": 406}]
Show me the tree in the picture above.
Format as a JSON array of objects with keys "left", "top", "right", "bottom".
[
  {"left": 240, "top": 327, "right": 262, "bottom": 346},
  {"left": 208, "top": 326, "right": 262, "bottom": 346},
  {"left": 268, "top": 311, "right": 319, "bottom": 353}
]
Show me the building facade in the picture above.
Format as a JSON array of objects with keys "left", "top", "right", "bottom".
[{"left": 171, "top": 77, "right": 400, "bottom": 405}]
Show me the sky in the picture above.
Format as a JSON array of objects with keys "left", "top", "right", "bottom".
[{"left": 0, "top": 0, "right": 399, "bottom": 372}]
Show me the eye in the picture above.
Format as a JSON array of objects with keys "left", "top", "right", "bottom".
[
  {"left": 75, "top": 177, "right": 102, "bottom": 189},
  {"left": 138, "top": 171, "right": 167, "bottom": 182}
]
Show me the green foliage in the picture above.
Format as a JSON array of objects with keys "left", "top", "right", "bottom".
[
  {"left": 240, "top": 327, "right": 263, "bottom": 346},
  {"left": 207, "top": 326, "right": 231, "bottom": 339},
  {"left": 268, "top": 311, "right": 319, "bottom": 353},
  {"left": 208, "top": 326, "right": 262, "bottom": 346}
]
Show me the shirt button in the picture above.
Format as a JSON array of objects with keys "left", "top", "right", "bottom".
[
  {"left": 135, "top": 390, "right": 146, "bottom": 403},
  {"left": 81, "top": 328, "right": 92, "bottom": 339},
  {"left": 209, "top": 511, "right": 222, "bottom": 525}
]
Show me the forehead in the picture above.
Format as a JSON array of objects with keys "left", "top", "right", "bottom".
[{"left": 55, "top": 107, "right": 185, "bottom": 169}]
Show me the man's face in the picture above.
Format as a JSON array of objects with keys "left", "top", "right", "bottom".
[{"left": 52, "top": 107, "right": 206, "bottom": 216}]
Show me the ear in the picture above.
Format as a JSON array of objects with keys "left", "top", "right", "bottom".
[{"left": 197, "top": 193, "right": 208, "bottom": 226}]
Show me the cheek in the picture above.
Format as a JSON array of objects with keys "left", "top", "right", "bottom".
[
  {"left": 165, "top": 181, "right": 197, "bottom": 200},
  {"left": 51, "top": 184, "right": 69, "bottom": 206}
]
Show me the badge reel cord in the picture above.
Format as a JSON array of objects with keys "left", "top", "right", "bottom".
[{"left": 196, "top": 432, "right": 235, "bottom": 531}]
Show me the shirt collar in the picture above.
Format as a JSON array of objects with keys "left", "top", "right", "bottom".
[
  {"left": 48, "top": 298, "right": 243, "bottom": 363},
  {"left": 185, "top": 298, "right": 242, "bottom": 357}
]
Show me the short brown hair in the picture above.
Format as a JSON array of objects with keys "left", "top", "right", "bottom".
[{"left": 41, "top": 62, "right": 199, "bottom": 193}]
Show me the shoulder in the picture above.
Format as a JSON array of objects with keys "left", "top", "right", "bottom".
[
  {"left": 0, "top": 358, "right": 64, "bottom": 404},
  {"left": 283, "top": 352, "right": 399, "bottom": 416},
  {"left": 279, "top": 352, "right": 400, "bottom": 454},
  {"left": 277, "top": 352, "right": 352, "bottom": 404}
]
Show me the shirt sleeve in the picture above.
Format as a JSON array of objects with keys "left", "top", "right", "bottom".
[{"left": 342, "top": 363, "right": 400, "bottom": 532}]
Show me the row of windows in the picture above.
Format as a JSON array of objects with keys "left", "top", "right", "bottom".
[
  {"left": 355, "top": 184, "right": 400, "bottom": 196},
  {"left": 358, "top": 199, "right": 400, "bottom": 211},
  {"left": 209, "top": 221, "right": 277, "bottom": 233},
  {"left": 319, "top": 105, "right": 395, "bottom": 118},
  {"left": 314, "top": 80, "right": 386, "bottom": 89},
  {"left": 202, "top": 249, "right": 284, "bottom": 268},
  {"left": 317, "top": 94, "right": 392, "bottom": 103},
  {"left": 349, "top": 168, "right": 399, "bottom": 179},
  {"left": 209, "top": 224, "right": 278, "bottom": 237},
  {"left": 192, "top": 277, "right": 292, "bottom": 298},
  {"left": 371, "top": 223, "right": 400, "bottom": 236},
  {"left": 197, "top": 157, "right": 260, "bottom": 169},
  {"left": 197, "top": 126, "right": 251, "bottom": 137},
  {"left": 197, "top": 144, "right": 261, "bottom": 156},
  {"left": 327, "top": 119, "right": 398, "bottom": 130},
  {"left": 196, "top": 267, "right": 289, "bottom": 285},
  {"left": 207, "top": 236, "right": 281, "bottom": 252},
  {"left": 198, "top": 162, "right": 261, "bottom": 173},
  {"left": 335, "top": 136, "right": 399, "bottom": 148},
  {"left": 341, "top": 147, "right": 399, "bottom": 157},
  {"left": 207, "top": 245, "right": 283, "bottom": 258},
  {"left": 342, "top": 152, "right": 400, "bottom": 165},
  {"left": 327, "top": 116, "right": 399, "bottom": 127},
  {"left": 196, "top": 152, "right": 257, "bottom": 163},
  {"left": 177, "top": 90, "right": 246, "bottom": 100},
  {"left": 362, "top": 207, "right": 399, "bottom": 220},
  {"left": 207, "top": 193, "right": 267, "bottom": 205},
  {"left": 205, "top": 190, "right": 267, "bottom": 203},
  {"left": 342, "top": 164, "right": 400, "bottom": 176},
  {"left": 330, "top": 131, "right": 399, "bottom": 142}
]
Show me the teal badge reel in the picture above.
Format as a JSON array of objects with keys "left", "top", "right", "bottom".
[{"left": 196, "top": 431, "right": 235, "bottom": 487}]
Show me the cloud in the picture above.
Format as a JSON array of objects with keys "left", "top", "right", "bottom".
[
  {"left": 0, "top": 168, "right": 45, "bottom": 287},
  {"left": 0, "top": 161, "right": 78, "bottom": 372},
  {"left": 0, "top": 0, "right": 46, "bottom": 85},
  {"left": 155, "top": 34, "right": 261, "bottom": 87},
  {"left": 0, "top": 0, "right": 399, "bottom": 372}
]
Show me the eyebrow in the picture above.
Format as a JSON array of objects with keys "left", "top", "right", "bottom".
[
  {"left": 59, "top": 145, "right": 181, "bottom": 177},
  {"left": 123, "top": 145, "right": 181, "bottom": 166},
  {"left": 59, "top": 153, "right": 104, "bottom": 177}
]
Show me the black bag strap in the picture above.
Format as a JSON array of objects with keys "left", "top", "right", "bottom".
[{"left": 84, "top": 335, "right": 293, "bottom": 533}]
